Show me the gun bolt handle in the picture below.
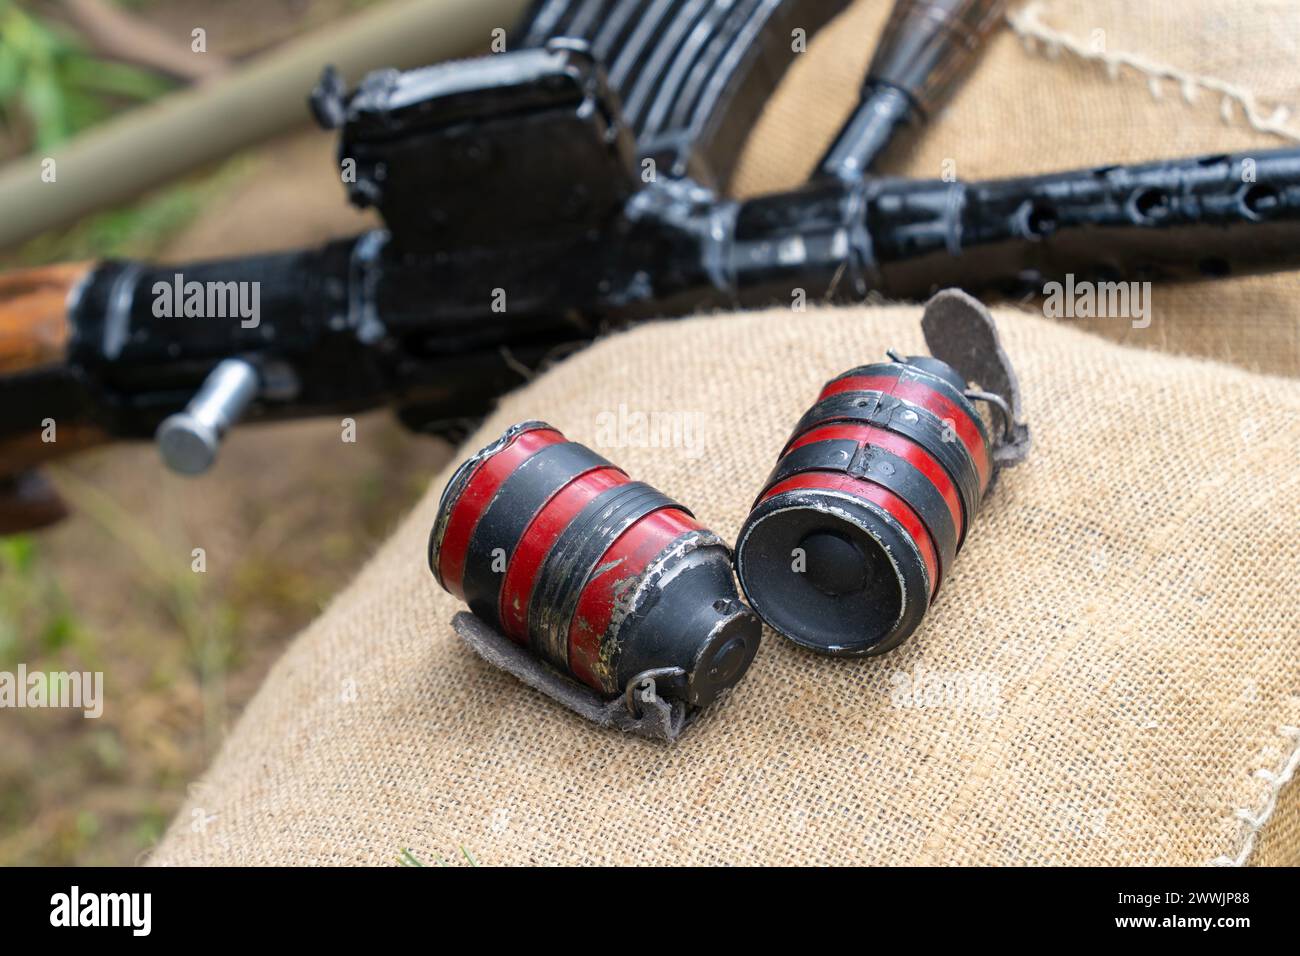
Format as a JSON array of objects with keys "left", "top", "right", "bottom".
[{"left": 156, "top": 358, "right": 259, "bottom": 475}]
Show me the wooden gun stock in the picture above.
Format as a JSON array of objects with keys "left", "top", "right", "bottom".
[
  {"left": 0, "top": 261, "right": 87, "bottom": 375},
  {"left": 0, "top": 261, "right": 107, "bottom": 533}
]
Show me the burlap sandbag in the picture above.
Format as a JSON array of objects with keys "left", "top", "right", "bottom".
[
  {"left": 150, "top": 303, "right": 1300, "bottom": 866},
  {"left": 732, "top": 0, "right": 1300, "bottom": 377}
]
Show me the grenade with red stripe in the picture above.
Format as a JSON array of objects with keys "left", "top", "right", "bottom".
[
  {"left": 735, "top": 353, "right": 996, "bottom": 657},
  {"left": 429, "top": 422, "right": 761, "bottom": 707}
]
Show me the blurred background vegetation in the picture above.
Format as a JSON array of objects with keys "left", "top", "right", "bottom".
[{"left": 0, "top": 0, "right": 451, "bottom": 865}]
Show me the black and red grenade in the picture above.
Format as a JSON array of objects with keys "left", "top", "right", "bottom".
[
  {"left": 735, "top": 350, "right": 1006, "bottom": 656},
  {"left": 429, "top": 422, "right": 761, "bottom": 707}
]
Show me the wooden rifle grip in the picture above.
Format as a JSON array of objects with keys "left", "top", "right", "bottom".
[
  {"left": 0, "top": 261, "right": 91, "bottom": 375},
  {"left": 0, "top": 263, "right": 107, "bottom": 529}
]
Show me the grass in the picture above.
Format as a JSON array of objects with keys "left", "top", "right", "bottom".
[
  {"left": 0, "top": 536, "right": 87, "bottom": 667},
  {"left": 399, "top": 846, "right": 478, "bottom": 867},
  {"left": 0, "top": 0, "right": 175, "bottom": 152},
  {"left": 50, "top": 467, "right": 241, "bottom": 749}
]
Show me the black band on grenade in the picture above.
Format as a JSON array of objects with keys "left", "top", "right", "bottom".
[
  {"left": 528, "top": 481, "right": 680, "bottom": 671},
  {"left": 428, "top": 420, "right": 553, "bottom": 585},
  {"left": 461, "top": 441, "right": 612, "bottom": 628},
  {"left": 824, "top": 361, "right": 992, "bottom": 451},
  {"left": 761, "top": 439, "right": 958, "bottom": 583},
  {"left": 757, "top": 438, "right": 859, "bottom": 504},
  {"left": 850, "top": 444, "right": 958, "bottom": 583},
  {"left": 786, "top": 390, "right": 982, "bottom": 524}
]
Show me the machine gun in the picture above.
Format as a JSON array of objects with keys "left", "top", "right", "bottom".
[{"left": 3, "top": 0, "right": 1299, "bottom": 532}]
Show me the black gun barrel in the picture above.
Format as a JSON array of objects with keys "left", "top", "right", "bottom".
[{"left": 711, "top": 148, "right": 1300, "bottom": 305}]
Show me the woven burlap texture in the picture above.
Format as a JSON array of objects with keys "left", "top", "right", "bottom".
[
  {"left": 1251, "top": 769, "right": 1300, "bottom": 866},
  {"left": 150, "top": 303, "right": 1300, "bottom": 866},
  {"left": 732, "top": 0, "right": 1300, "bottom": 377}
]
